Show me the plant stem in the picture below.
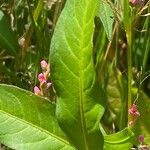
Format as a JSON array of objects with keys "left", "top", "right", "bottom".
[
  {"left": 126, "top": 24, "right": 132, "bottom": 125},
  {"left": 100, "top": 22, "right": 118, "bottom": 72}
]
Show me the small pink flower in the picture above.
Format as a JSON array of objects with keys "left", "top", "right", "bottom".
[
  {"left": 38, "top": 73, "right": 46, "bottom": 83},
  {"left": 46, "top": 82, "right": 52, "bottom": 89},
  {"left": 138, "top": 135, "right": 144, "bottom": 144},
  {"left": 128, "top": 104, "right": 140, "bottom": 116},
  {"left": 40, "top": 60, "right": 48, "bottom": 70},
  {"left": 34, "top": 86, "right": 41, "bottom": 95}
]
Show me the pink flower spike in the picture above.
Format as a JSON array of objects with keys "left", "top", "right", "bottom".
[
  {"left": 138, "top": 135, "right": 144, "bottom": 144},
  {"left": 128, "top": 104, "right": 140, "bottom": 117},
  {"left": 34, "top": 86, "right": 41, "bottom": 95},
  {"left": 38, "top": 73, "right": 46, "bottom": 83},
  {"left": 40, "top": 60, "right": 48, "bottom": 70}
]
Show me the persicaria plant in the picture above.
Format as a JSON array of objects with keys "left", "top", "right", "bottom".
[
  {"left": 34, "top": 60, "right": 51, "bottom": 96},
  {"left": 0, "top": 0, "right": 150, "bottom": 150}
]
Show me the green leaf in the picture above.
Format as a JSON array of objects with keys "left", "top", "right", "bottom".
[
  {"left": 50, "top": 0, "right": 105, "bottom": 150},
  {"left": 99, "top": 1, "right": 114, "bottom": 40},
  {"left": 33, "top": 0, "right": 43, "bottom": 23},
  {"left": 103, "top": 127, "right": 134, "bottom": 150},
  {"left": 0, "top": 10, "right": 19, "bottom": 55},
  {"left": 0, "top": 84, "right": 76, "bottom": 150}
]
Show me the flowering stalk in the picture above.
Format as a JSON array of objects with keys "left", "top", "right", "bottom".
[
  {"left": 34, "top": 60, "right": 51, "bottom": 97},
  {"left": 128, "top": 103, "right": 140, "bottom": 126}
]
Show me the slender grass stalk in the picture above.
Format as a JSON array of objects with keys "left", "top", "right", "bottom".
[
  {"left": 100, "top": 22, "right": 118, "bottom": 72},
  {"left": 33, "top": 0, "right": 43, "bottom": 23},
  {"left": 143, "top": 37, "right": 150, "bottom": 71},
  {"left": 95, "top": 29, "right": 106, "bottom": 69},
  {"left": 52, "top": 0, "right": 64, "bottom": 30},
  {"left": 142, "top": 6, "right": 150, "bottom": 72}
]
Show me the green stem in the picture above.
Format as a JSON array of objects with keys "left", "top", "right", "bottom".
[
  {"left": 122, "top": 0, "right": 133, "bottom": 127},
  {"left": 126, "top": 25, "right": 132, "bottom": 124}
]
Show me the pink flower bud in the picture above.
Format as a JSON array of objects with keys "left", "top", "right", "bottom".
[
  {"left": 138, "top": 135, "right": 144, "bottom": 143},
  {"left": 46, "top": 82, "right": 52, "bottom": 89},
  {"left": 38, "top": 73, "right": 46, "bottom": 83},
  {"left": 128, "top": 104, "right": 140, "bottom": 117},
  {"left": 34, "top": 86, "right": 41, "bottom": 95},
  {"left": 40, "top": 60, "right": 48, "bottom": 70}
]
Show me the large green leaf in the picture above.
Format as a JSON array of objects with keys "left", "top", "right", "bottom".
[
  {"left": 0, "top": 84, "right": 76, "bottom": 150},
  {"left": 0, "top": 10, "right": 19, "bottom": 55},
  {"left": 99, "top": 1, "right": 114, "bottom": 40},
  {"left": 50, "top": 0, "right": 105, "bottom": 150},
  {"left": 103, "top": 127, "right": 134, "bottom": 150}
]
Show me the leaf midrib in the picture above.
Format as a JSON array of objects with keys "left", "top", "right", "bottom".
[
  {"left": 0, "top": 110, "right": 70, "bottom": 145},
  {"left": 78, "top": 1, "right": 95, "bottom": 150}
]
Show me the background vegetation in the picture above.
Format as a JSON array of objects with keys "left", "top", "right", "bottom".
[{"left": 0, "top": 0, "right": 150, "bottom": 149}]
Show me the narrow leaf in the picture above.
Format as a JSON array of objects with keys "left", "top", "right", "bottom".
[
  {"left": 0, "top": 10, "right": 19, "bottom": 55},
  {"left": 50, "top": 0, "right": 105, "bottom": 150},
  {"left": 33, "top": 0, "right": 43, "bottom": 23},
  {"left": 103, "top": 127, "right": 134, "bottom": 150},
  {"left": 0, "top": 84, "right": 76, "bottom": 150},
  {"left": 99, "top": 1, "right": 114, "bottom": 40}
]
